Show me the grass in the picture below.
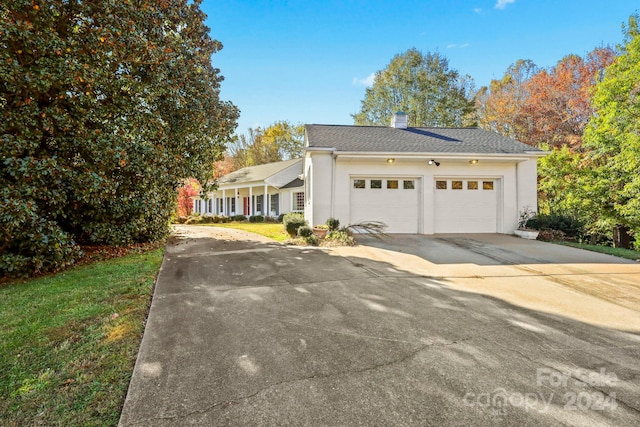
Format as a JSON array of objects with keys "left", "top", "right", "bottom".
[
  {"left": 554, "top": 241, "right": 640, "bottom": 261},
  {"left": 0, "top": 248, "right": 164, "bottom": 427},
  {"left": 203, "top": 222, "right": 290, "bottom": 241}
]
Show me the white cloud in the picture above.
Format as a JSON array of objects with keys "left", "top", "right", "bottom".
[
  {"left": 447, "top": 43, "right": 470, "bottom": 49},
  {"left": 495, "top": 0, "right": 515, "bottom": 9},
  {"left": 352, "top": 73, "right": 376, "bottom": 87},
  {"left": 473, "top": 7, "right": 482, "bottom": 13}
]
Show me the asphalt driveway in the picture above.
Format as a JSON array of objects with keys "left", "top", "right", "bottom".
[{"left": 119, "top": 227, "right": 640, "bottom": 426}]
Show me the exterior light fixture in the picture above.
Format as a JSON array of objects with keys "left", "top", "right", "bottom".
[
  {"left": 387, "top": 158, "right": 395, "bottom": 164},
  {"left": 428, "top": 159, "right": 440, "bottom": 167},
  {"left": 469, "top": 159, "right": 479, "bottom": 165}
]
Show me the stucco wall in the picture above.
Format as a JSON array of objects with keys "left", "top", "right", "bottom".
[{"left": 308, "top": 155, "right": 535, "bottom": 234}]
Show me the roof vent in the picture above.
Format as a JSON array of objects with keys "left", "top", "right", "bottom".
[{"left": 390, "top": 112, "right": 407, "bottom": 129}]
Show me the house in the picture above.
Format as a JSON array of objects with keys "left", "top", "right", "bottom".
[
  {"left": 303, "top": 113, "right": 546, "bottom": 234},
  {"left": 192, "top": 158, "right": 304, "bottom": 217}
]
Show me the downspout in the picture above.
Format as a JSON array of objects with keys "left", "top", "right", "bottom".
[{"left": 331, "top": 152, "right": 337, "bottom": 217}]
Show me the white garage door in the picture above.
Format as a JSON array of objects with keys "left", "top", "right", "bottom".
[
  {"left": 350, "top": 177, "right": 420, "bottom": 233},
  {"left": 434, "top": 178, "right": 498, "bottom": 233}
]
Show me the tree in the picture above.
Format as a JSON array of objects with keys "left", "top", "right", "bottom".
[
  {"left": 476, "top": 59, "right": 538, "bottom": 143},
  {"left": 229, "top": 121, "right": 304, "bottom": 170},
  {"left": 581, "top": 15, "right": 640, "bottom": 244},
  {"left": 522, "top": 48, "right": 616, "bottom": 149},
  {"left": 176, "top": 178, "right": 200, "bottom": 217},
  {"left": 1, "top": 0, "right": 238, "bottom": 276},
  {"left": 352, "top": 48, "right": 476, "bottom": 127},
  {"left": 262, "top": 121, "right": 304, "bottom": 160}
]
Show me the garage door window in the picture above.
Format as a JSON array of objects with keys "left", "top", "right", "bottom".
[
  {"left": 353, "top": 179, "right": 366, "bottom": 189},
  {"left": 467, "top": 181, "right": 478, "bottom": 190},
  {"left": 403, "top": 180, "right": 415, "bottom": 190},
  {"left": 483, "top": 181, "right": 494, "bottom": 190},
  {"left": 387, "top": 180, "right": 398, "bottom": 189},
  {"left": 452, "top": 180, "right": 463, "bottom": 190},
  {"left": 371, "top": 179, "right": 382, "bottom": 189},
  {"left": 436, "top": 180, "right": 447, "bottom": 190}
]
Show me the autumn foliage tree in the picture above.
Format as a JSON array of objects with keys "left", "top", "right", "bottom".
[
  {"left": 229, "top": 121, "right": 304, "bottom": 170},
  {"left": 1, "top": 0, "right": 238, "bottom": 276},
  {"left": 176, "top": 179, "right": 200, "bottom": 217}
]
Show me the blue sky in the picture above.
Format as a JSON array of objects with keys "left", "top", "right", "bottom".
[{"left": 201, "top": 0, "right": 636, "bottom": 134}]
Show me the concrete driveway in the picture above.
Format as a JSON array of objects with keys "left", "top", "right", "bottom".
[{"left": 119, "top": 227, "right": 640, "bottom": 426}]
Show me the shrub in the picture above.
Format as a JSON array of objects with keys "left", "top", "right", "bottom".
[
  {"left": 326, "top": 217, "right": 340, "bottom": 231},
  {"left": 249, "top": 215, "right": 264, "bottom": 223},
  {"left": 322, "top": 230, "right": 356, "bottom": 247},
  {"left": 297, "top": 225, "right": 314, "bottom": 238},
  {"left": 231, "top": 214, "right": 247, "bottom": 222},
  {"left": 175, "top": 216, "right": 188, "bottom": 224},
  {"left": 535, "top": 213, "right": 585, "bottom": 239},
  {"left": 185, "top": 215, "right": 204, "bottom": 225},
  {"left": 277, "top": 213, "right": 286, "bottom": 223},
  {"left": 0, "top": 203, "right": 83, "bottom": 277},
  {"left": 283, "top": 213, "right": 307, "bottom": 237}
]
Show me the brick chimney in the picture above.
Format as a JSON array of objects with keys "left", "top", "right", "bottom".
[{"left": 390, "top": 112, "right": 407, "bottom": 129}]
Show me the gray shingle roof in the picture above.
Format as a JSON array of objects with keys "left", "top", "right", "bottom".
[
  {"left": 305, "top": 125, "right": 542, "bottom": 155},
  {"left": 218, "top": 158, "right": 302, "bottom": 187}
]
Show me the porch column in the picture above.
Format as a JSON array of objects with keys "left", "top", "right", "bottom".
[
  {"left": 248, "top": 186, "right": 253, "bottom": 216},
  {"left": 222, "top": 189, "right": 226, "bottom": 216},
  {"left": 264, "top": 184, "right": 269, "bottom": 216},
  {"left": 234, "top": 188, "right": 239, "bottom": 215}
]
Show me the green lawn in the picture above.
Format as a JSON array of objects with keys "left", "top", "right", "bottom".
[
  {"left": 203, "top": 222, "right": 290, "bottom": 241},
  {"left": 554, "top": 241, "right": 640, "bottom": 261},
  {"left": 0, "top": 248, "right": 164, "bottom": 427}
]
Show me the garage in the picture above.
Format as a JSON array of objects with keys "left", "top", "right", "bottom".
[
  {"left": 350, "top": 177, "right": 421, "bottom": 233},
  {"left": 434, "top": 178, "right": 499, "bottom": 233}
]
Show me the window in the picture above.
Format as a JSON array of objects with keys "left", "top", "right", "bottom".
[
  {"left": 387, "top": 180, "right": 398, "bottom": 189},
  {"left": 370, "top": 179, "right": 382, "bottom": 189},
  {"left": 452, "top": 181, "right": 463, "bottom": 190},
  {"left": 436, "top": 180, "right": 447, "bottom": 190},
  {"left": 255, "top": 195, "right": 263, "bottom": 214},
  {"left": 218, "top": 198, "right": 223, "bottom": 213},
  {"left": 467, "top": 181, "right": 478, "bottom": 190},
  {"left": 403, "top": 180, "right": 415, "bottom": 190},
  {"left": 353, "top": 179, "right": 366, "bottom": 189},
  {"left": 483, "top": 181, "right": 494, "bottom": 190},
  {"left": 230, "top": 197, "right": 236, "bottom": 213},
  {"left": 270, "top": 194, "right": 279, "bottom": 215},
  {"left": 294, "top": 192, "right": 305, "bottom": 211}
]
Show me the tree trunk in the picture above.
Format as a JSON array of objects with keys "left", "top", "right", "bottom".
[{"left": 613, "top": 225, "right": 631, "bottom": 249}]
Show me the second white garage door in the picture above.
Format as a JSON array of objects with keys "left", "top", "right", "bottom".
[
  {"left": 434, "top": 178, "right": 499, "bottom": 233},
  {"left": 350, "top": 177, "right": 421, "bottom": 233}
]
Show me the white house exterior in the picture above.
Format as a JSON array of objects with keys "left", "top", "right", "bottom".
[
  {"left": 192, "top": 158, "right": 304, "bottom": 217},
  {"left": 303, "top": 113, "right": 546, "bottom": 234}
]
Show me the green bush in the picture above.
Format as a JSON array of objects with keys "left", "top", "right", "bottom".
[
  {"left": 249, "top": 215, "right": 264, "bottom": 223},
  {"left": 283, "top": 213, "right": 307, "bottom": 237},
  {"left": 536, "top": 213, "right": 585, "bottom": 239},
  {"left": 277, "top": 213, "right": 286, "bottom": 223},
  {"left": 0, "top": 201, "right": 83, "bottom": 277},
  {"left": 297, "top": 225, "right": 314, "bottom": 238},
  {"left": 326, "top": 217, "right": 340, "bottom": 231},
  {"left": 231, "top": 214, "right": 247, "bottom": 222}
]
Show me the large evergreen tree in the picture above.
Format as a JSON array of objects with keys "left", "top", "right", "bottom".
[
  {"left": 352, "top": 48, "right": 475, "bottom": 127},
  {"left": 1, "top": 0, "right": 238, "bottom": 276}
]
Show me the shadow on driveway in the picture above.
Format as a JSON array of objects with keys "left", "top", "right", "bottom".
[{"left": 119, "top": 228, "right": 640, "bottom": 426}]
